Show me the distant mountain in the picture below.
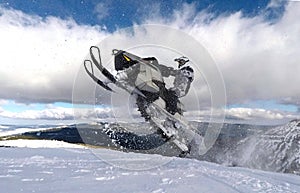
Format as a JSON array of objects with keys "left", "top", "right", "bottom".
[{"left": 234, "top": 119, "right": 300, "bottom": 175}]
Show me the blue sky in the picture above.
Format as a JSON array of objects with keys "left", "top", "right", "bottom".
[
  {"left": 2, "top": 0, "right": 278, "bottom": 31},
  {"left": 228, "top": 100, "right": 298, "bottom": 112},
  {"left": 0, "top": 0, "right": 299, "bottom": 124}
]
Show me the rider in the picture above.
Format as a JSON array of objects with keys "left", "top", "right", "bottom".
[{"left": 154, "top": 57, "right": 194, "bottom": 115}]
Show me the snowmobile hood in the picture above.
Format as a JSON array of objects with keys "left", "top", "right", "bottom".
[
  {"left": 114, "top": 50, "right": 139, "bottom": 71},
  {"left": 113, "top": 49, "right": 159, "bottom": 71}
]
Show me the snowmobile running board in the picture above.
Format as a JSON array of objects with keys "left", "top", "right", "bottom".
[{"left": 151, "top": 116, "right": 189, "bottom": 153}]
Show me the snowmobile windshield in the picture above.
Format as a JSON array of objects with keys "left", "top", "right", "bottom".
[{"left": 114, "top": 50, "right": 138, "bottom": 71}]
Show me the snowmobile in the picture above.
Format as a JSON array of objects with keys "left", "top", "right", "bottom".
[{"left": 84, "top": 46, "right": 202, "bottom": 156}]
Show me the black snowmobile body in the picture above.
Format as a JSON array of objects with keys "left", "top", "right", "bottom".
[
  {"left": 84, "top": 46, "right": 182, "bottom": 115},
  {"left": 84, "top": 46, "right": 201, "bottom": 155}
]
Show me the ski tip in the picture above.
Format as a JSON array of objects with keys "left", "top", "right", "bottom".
[{"left": 90, "top": 46, "right": 99, "bottom": 51}]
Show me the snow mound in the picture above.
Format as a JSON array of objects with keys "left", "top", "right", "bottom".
[{"left": 0, "top": 139, "right": 86, "bottom": 149}]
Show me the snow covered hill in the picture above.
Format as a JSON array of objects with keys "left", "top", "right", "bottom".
[
  {"left": 234, "top": 119, "right": 300, "bottom": 174},
  {"left": 0, "top": 141, "right": 300, "bottom": 193}
]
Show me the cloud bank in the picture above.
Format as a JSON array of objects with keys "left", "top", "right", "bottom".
[
  {"left": 144, "top": 2, "right": 300, "bottom": 107},
  {"left": 0, "top": 103, "right": 297, "bottom": 124},
  {"left": 0, "top": 105, "right": 112, "bottom": 120},
  {"left": 0, "top": 6, "right": 108, "bottom": 103},
  {"left": 0, "top": 1, "right": 299, "bottom": 122}
]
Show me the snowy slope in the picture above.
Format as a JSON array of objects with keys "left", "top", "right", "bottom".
[
  {"left": 0, "top": 142, "right": 300, "bottom": 193},
  {"left": 235, "top": 119, "right": 300, "bottom": 174}
]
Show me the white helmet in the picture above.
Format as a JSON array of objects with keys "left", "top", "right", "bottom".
[{"left": 180, "top": 66, "right": 194, "bottom": 81}]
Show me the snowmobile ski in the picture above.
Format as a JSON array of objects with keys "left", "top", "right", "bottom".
[
  {"left": 89, "top": 46, "right": 117, "bottom": 84},
  {"left": 84, "top": 59, "right": 114, "bottom": 91}
]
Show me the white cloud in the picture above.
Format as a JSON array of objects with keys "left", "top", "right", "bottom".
[
  {"left": 226, "top": 107, "right": 284, "bottom": 120},
  {"left": 0, "top": 106, "right": 112, "bottom": 120},
  {"left": 185, "top": 107, "right": 298, "bottom": 125},
  {"left": 1, "top": 103, "right": 296, "bottom": 123},
  {"left": 0, "top": 99, "right": 8, "bottom": 106},
  {"left": 0, "top": 6, "right": 108, "bottom": 103},
  {"left": 94, "top": 2, "right": 110, "bottom": 21},
  {"left": 144, "top": 2, "right": 300, "bottom": 107},
  {"left": 0, "top": 106, "right": 72, "bottom": 120},
  {"left": 267, "top": 0, "right": 285, "bottom": 8}
]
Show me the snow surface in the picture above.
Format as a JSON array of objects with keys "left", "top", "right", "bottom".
[
  {"left": 0, "top": 140, "right": 300, "bottom": 193},
  {"left": 0, "top": 139, "right": 86, "bottom": 149}
]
